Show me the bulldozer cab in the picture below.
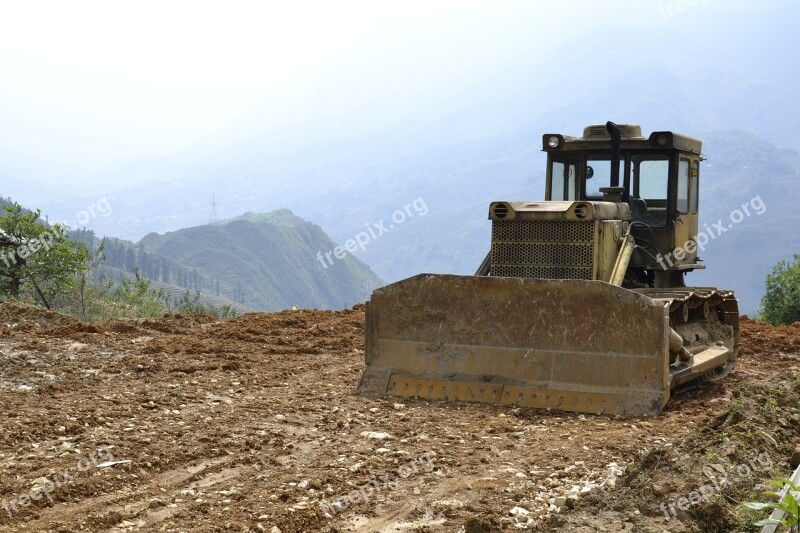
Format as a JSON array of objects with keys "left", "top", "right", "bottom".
[{"left": 543, "top": 124, "right": 703, "bottom": 281}]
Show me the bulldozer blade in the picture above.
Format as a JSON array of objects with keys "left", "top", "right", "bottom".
[{"left": 358, "top": 274, "right": 672, "bottom": 416}]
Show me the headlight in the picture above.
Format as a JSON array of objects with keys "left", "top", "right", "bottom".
[
  {"left": 654, "top": 133, "right": 670, "bottom": 147},
  {"left": 546, "top": 135, "right": 560, "bottom": 148},
  {"left": 493, "top": 203, "right": 509, "bottom": 219}
]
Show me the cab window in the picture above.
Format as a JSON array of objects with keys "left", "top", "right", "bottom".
[
  {"left": 585, "top": 157, "right": 625, "bottom": 199},
  {"left": 691, "top": 161, "right": 699, "bottom": 214},
  {"left": 633, "top": 158, "right": 669, "bottom": 200},
  {"left": 677, "top": 158, "right": 690, "bottom": 213},
  {"left": 549, "top": 160, "right": 577, "bottom": 200},
  {"left": 631, "top": 156, "right": 669, "bottom": 226}
]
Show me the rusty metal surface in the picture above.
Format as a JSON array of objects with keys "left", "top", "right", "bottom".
[{"left": 358, "top": 274, "right": 672, "bottom": 416}]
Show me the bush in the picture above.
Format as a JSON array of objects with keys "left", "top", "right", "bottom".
[
  {"left": 164, "top": 289, "right": 238, "bottom": 319},
  {"left": 75, "top": 273, "right": 239, "bottom": 321},
  {"left": 759, "top": 254, "right": 800, "bottom": 325}
]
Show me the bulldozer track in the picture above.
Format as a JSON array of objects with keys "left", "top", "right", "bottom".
[{"left": 636, "top": 286, "right": 740, "bottom": 387}]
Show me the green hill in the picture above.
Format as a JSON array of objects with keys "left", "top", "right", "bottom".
[{"left": 137, "top": 209, "right": 383, "bottom": 311}]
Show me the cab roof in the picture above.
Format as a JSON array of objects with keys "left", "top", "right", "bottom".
[{"left": 542, "top": 124, "right": 702, "bottom": 155}]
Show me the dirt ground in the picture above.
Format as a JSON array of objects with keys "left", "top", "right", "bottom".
[{"left": 0, "top": 300, "right": 798, "bottom": 533}]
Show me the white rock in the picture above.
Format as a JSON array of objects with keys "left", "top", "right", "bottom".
[
  {"left": 509, "top": 506, "right": 530, "bottom": 517},
  {"left": 360, "top": 431, "right": 391, "bottom": 440},
  {"left": 435, "top": 499, "right": 464, "bottom": 510},
  {"left": 393, "top": 403, "right": 405, "bottom": 410}
]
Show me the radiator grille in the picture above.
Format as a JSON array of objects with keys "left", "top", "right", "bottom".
[
  {"left": 491, "top": 220, "right": 594, "bottom": 242},
  {"left": 490, "top": 220, "right": 595, "bottom": 280}
]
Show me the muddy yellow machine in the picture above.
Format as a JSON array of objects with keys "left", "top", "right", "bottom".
[{"left": 358, "top": 122, "right": 739, "bottom": 416}]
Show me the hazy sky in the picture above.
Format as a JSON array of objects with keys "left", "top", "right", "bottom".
[
  {"left": 1, "top": 1, "right": 381, "bottom": 166},
  {"left": 0, "top": 0, "right": 787, "bottom": 175}
]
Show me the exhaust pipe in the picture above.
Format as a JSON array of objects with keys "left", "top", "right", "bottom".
[{"left": 606, "top": 121, "right": 621, "bottom": 188}]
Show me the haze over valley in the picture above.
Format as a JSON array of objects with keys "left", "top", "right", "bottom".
[{"left": 2, "top": 0, "right": 798, "bottom": 313}]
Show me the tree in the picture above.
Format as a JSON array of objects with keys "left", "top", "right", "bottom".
[
  {"left": 75, "top": 241, "right": 106, "bottom": 320},
  {"left": 758, "top": 253, "right": 800, "bottom": 325},
  {"left": 0, "top": 202, "right": 88, "bottom": 308}
]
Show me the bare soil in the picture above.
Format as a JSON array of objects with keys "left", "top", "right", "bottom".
[{"left": 0, "top": 302, "right": 798, "bottom": 532}]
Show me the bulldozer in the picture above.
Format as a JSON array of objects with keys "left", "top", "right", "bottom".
[{"left": 357, "top": 122, "right": 739, "bottom": 416}]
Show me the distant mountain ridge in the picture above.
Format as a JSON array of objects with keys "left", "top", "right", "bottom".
[
  {"left": 1, "top": 199, "right": 382, "bottom": 312},
  {"left": 137, "top": 209, "right": 382, "bottom": 311}
]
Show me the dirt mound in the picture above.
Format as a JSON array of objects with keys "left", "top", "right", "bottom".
[
  {"left": 542, "top": 319, "right": 800, "bottom": 532},
  {"left": 0, "top": 299, "right": 78, "bottom": 331},
  {"left": 104, "top": 319, "right": 144, "bottom": 334},
  {"left": 139, "top": 313, "right": 218, "bottom": 334},
  {"left": 740, "top": 316, "right": 800, "bottom": 355},
  {"left": 46, "top": 322, "right": 107, "bottom": 337},
  {"left": 208, "top": 308, "right": 364, "bottom": 352},
  {"left": 544, "top": 379, "right": 800, "bottom": 532}
]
